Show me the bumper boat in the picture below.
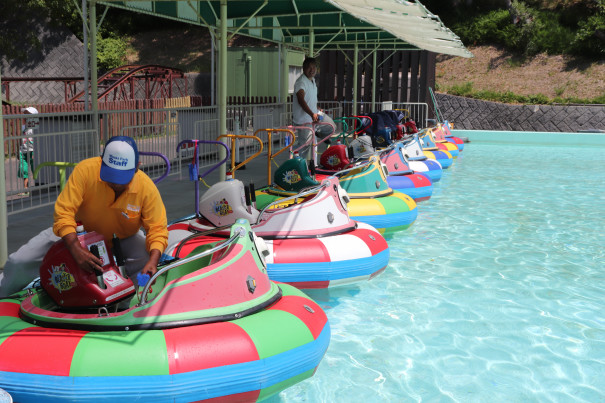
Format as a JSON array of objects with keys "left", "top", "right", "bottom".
[
  {"left": 404, "top": 132, "right": 452, "bottom": 170},
  {"left": 316, "top": 140, "right": 433, "bottom": 203},
  {"left": 379, "top": 144, "right": 434, "bottom": 202},
  {"left": 256, "top": 155, "right": 418, "bottom": 238},
  {"left": 340, "top": 113, "right": 444, "bottom": 183},
  {"left": 430, "top": 123, "right": 462, "bottom": 157},
  {"left": 0, "top": 220, "right": 330, "bottom": 402},
  {"left": 439, "top": 121, "right": 465, "bottom": 152},
  {"left": 167, "top": 175, "right": 389, "bottom": 289},
  {"left": 430, "top": 129, "right": 459, "bottom": 158},
  {"left": 169, "top": 138, "right": 389, "bottom": 289},
  {"left": 419, "top": 129, "right": 457, "bottom": 163},
  {"left": 390, "top": 137, "right": 443, "bottom": 183}
]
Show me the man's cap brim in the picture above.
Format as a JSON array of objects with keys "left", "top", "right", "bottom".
[{"left": 100, "top": 163, "right": 135, "bottom": 185}]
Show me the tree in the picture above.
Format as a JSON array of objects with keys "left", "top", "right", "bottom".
[{"left": 0, "top": 0, "right": 49, "bottom": 62}]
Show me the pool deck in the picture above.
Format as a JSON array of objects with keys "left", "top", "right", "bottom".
[{"left": 4, "top": 155, "right": 281, "bottom": 258}]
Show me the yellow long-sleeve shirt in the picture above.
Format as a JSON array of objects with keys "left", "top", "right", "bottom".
[{"left": 53, "top": 157, "right": 168, "bottom": 253}]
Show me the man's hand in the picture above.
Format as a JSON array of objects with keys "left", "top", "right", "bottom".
[
  {"left": 140, "top": 261, "right": 158, "bottom": 277},
  {"left": 140, "top": 249, "right": 162, "bottom": 277},
  {"left": 311, "top": 113, "right": 319, "bottom": 122},
  {"left": 63, "top": 232, "right": 103, "bottom": 273}
]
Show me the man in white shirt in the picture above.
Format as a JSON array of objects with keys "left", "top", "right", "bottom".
[{"left": 292, "top": 57, "right": 319, "bottom": 160}]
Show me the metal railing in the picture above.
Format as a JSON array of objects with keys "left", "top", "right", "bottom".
[{"left": 3, "top": 100, "right": 422, "bottom": 215}]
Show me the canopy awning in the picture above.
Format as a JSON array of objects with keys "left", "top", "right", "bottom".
[{"left": 97, "top": 0, "right": 472, "bottom": 58}]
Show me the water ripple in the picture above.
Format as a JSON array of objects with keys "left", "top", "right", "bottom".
[{"left": 274, "top": 144, "right": 605, "bottom": 403}]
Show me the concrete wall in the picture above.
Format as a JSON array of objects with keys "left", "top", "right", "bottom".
[
  {"left": 436, "top": 93, "right": 605, "bottom": 133},
  {"left": 1, "top": 19, "right": 84, "bottom": 105}
]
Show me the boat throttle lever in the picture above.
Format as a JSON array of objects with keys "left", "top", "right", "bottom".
[
  {"left": 249, "top": 182, "right": 256, "bottom": 209},
  {"left": 112, "top": 233, "right": 127, "bottom": 278},
  {"left": 308, "top": 159, "right": 316, "bottom": 178},
  {"left": 89, "top": 245, "right": 107, "bottom": 289},
  {"left": 244, "top": 185, "right": 252, "bottom": 214}
]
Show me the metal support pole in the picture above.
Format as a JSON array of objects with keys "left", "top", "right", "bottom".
[
  {"left": 353, "top": 44, "right": 359, "bottom": 116},
  {"left": 82, "top": 0, "right": 89, "bottom": 110},
  {"left": 90, "top": 0, "right": 99, "bottom": 145},
  {"left": 218, "top": 0, "right": 227, "bottom": 181},
  {"left": 278, "top": 43, "right": 282, "bottom": 103},
  {"left": 0, "top": 69, "right": 7, "bottom": 268},
  {"left": 309, "top": 29, "right": 314, "bottom": 57},
  {"left": 372, "top": 50, "right": 377, "bottom": 112},
  {"left": 211, "top": 32, "right": 215, "bottom": 106},
  {"left": 281, "top": 43, "right": 289, "bottom": 106},
  {"left": 90, "top": 1, "right": 98, "bottom": 112}
]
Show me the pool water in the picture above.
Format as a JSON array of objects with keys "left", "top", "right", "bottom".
[{"left": 273, "top": 142, "right": 605, "bottom": 402}]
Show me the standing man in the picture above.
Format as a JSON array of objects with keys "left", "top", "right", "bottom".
[
  {"left": 0, "top": 136, "right": 168, "bottom": 297},
  {"left": 292, "top": 57, "right": 319, "bottom": 160}
]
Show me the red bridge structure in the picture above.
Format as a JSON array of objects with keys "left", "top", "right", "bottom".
[{"left": 67, "top": 64, "right": 187, "bottom": 103}]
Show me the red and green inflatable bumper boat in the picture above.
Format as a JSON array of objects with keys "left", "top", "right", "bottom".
[
  {"left": 0, "top": 220, "right": 330, "bottom": 402},
  {"left": 167, "top": 176, "right": 389, "bottom": 290}
]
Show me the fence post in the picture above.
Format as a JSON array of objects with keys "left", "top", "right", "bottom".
[
  {"left": 0, "top": 69, "right": 7, "bottom": 267},
  {"left": 234, "top": 114, "right": 241, "bottom": 164}
]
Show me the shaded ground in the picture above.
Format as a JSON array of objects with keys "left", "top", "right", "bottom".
[{"left": 436, "top": 45, "right": 605, "bottom": 101}]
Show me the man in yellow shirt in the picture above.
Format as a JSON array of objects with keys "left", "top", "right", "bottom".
[{"left": 0, "top": 136, "right": 168, "bottom": 297}]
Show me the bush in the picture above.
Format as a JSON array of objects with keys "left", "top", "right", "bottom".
[
  {"left": 453, "top": 10, "right": 516, "bottom": 47},
  {"left": 450, "top": 0, "right": 604, "bottom": 57},
  {"left": 96, "top": 35, "right": 127, "bottom": 72},
  {"left": 572, "top": 3, "right": 605, "bottom": 57}
]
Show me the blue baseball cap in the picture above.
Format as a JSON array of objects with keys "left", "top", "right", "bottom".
[{"left": 100, "top": 136, "right": 139, "bottom": 185}]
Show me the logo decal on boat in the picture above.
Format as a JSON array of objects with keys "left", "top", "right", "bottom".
[
  {"left": 355, "top": 144, "right": 367, "bottom": 155},
  {"left": 282, "top": 169, "right": 302, "bottom": 184},
  {"left": 213, "top": 199, "right": 233, "bottom": 216},
  {"left": 326, "top": 155, "right": 341, "bottom": 167},
  {"left": 48, "top": 263, "right": 76, "bottom": 292}
]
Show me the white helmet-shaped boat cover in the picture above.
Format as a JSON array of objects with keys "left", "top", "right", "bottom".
[{"left": 199, "top": 179, "right": 260, "bottom": 227}]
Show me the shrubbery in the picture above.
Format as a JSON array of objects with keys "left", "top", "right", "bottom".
[
  {"left": 447, "top": 0, "right": 604, "bottom": 58},
  {"left": 96, "top": 35, "right": 128, "bottom": 72}
]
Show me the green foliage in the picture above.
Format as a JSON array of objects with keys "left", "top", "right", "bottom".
[
  {"left": 0, "top": 0, "right": 46, "bottom": 61},
  {"left": 96, "top": 35, "right": 128, "bottom": 72},
  {"left": 453, "top": 10, "right": 516, "bottom": 47},
  {"left": 519, "top": 11, "right": 576, "bottom": 55},
  {"left": 448, "top": 1, "right": 604, "bottom": 57},
  {"left": 572, "top": 1, "right": 605, "bottom": 57}
]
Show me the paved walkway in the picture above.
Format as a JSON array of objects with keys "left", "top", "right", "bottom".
[{"left": 4, "top": 155, "right": 284, "bottom": 257}]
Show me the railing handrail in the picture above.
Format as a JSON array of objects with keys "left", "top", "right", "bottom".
[
  {"left": 176, "top": 139, "right": 230, "bottom": 215},
  {"left": 139, "top": 151, "right": 171, "bottom": 184},
  {"left": 254, "top": 128, "right": 295, "bottom": 187},
  {"left": 255, "top": 182, "right": 328, "bottom": 223},
  {"left": 216, "top": 134, "right": 264, "bottom": 176}
]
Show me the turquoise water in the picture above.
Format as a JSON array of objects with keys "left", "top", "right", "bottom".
[{"left": 274, "top": 142, "right": 605, "bottom": 402}]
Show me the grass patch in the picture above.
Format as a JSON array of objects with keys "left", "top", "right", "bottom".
[{"left": 445, "top": 81, "right": 605, "bottom": 105}]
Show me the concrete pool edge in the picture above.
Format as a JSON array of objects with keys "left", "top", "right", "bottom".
[{"left": 451, "top": 129, "right": 605, "bottom": 147}]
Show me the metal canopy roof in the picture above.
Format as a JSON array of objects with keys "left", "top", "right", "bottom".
[{"left": 97, "top": 0, "right": 472, "bottom": 58}]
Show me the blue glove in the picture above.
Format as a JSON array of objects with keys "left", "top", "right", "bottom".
[{"left": 137, "top": 273, "right": 151, "bottom": 287}]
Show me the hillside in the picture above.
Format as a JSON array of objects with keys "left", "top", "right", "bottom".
[{"left": 436, "top": 46, "right": 605, "bottom": 103}]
